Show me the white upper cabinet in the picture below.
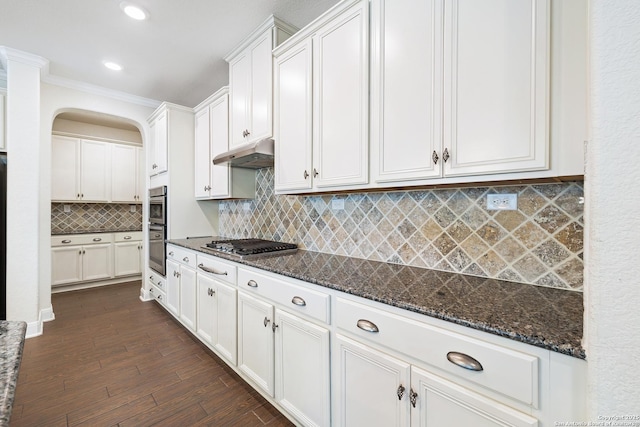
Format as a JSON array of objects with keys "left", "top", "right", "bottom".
[
  {"left": 226, "top": 16, "right": 297, "bottom": 148},
  {"left": 371, "top": 0, "right": 551, "bottom": 185},
  {"left": 443, "top": 0, "right": 549, "bottom": 177},
  {"left": 0, "top": 90, "right": 5, "bottom": 151},
  {"left": 274, "top": 0, "right": 369, "bottom": 194},
  {"left": 148, "top": 108, "right": 168, "bottom": 176},
  {"left": 51, "top": 136, "right": 110, "bottom": 202},
  {"left": 193, "top": 87, "right": 255, "bottom": 200},
  {"left": 111, "top": 144, "right": 143, "bottom": 203}
]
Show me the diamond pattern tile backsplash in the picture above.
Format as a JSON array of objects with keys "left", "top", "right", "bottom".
[
  {"left": 219, "top": 169, "right": 584, "bottom": 291},
  {"left": 51, "top": 203, "right": 143, "bottom": 234}
]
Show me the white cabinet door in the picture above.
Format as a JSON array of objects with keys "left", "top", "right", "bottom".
[
  {"left": 111, "top": 144, "right": 138, "bottom": 203},
  {"left": 248, "top": 30, "right": 274, "bottom": 144},
  {"left": 209, "top": 94, "right": 232, "bottom": 198},
  {"left": 194, "top": 106, "right": 211, "bottom": 198},
  {"left": 238, "top": 291, "right": 275, "bottom": 396},
  {"left": 229, "top": 54, "right": 251, "bottom": 148},
  {"left": 335, "top": 334, "right": 411, "bottom": 427},
  {"left": 275, "top": 309, "right": 331, "bottom": 427},
  {"left": 197, "top": 274, "right": 216, "bottom": 345},
  {"left": 51, "top": 246, "right": 83, "bottom": 286},
  {"left": 442, "top": 0, "right": 549, "bottom": 177},
  {"left": 114, "top": 241, "right": 141, "bottom": 276},
  {"left": 312, "top": 1, "right": 369, "bottom": 188},
  {"left": 0, "top": 92, "right": 5, "bottom": 150},
  {"left": 370, "top": 0, "right": 443, "bottom": 183},
  {"left": 274, "top": 39, "right": 314, "bottom": 192},
  {"left": 51, "top": 136, "right": 80, "bottom": 201},
  {"left": 179, "top": 266, "right": 197, "bottom": 332},
  {"left": 82, "top": 243, "right": 113, "bottom": 281},
  {"left": 81, "top": 140, "right": 110, "bottom": 202},
  {"left": 150, "top": 109, "right": 168, "bottom": 176},
  {"left": 166, "top": 259, "right": 180, "bottom": 316},
  {"left": 136, "top": 146, "right": 144, "bottom": 201},
  {"left": 410, "top": 366, "right": 538, "bottom": 427},
  {"left": 213, "top": 279, "right": 237, "bottom": 365}
]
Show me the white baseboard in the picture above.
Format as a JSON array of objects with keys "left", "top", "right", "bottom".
[
  {"left": 51, "top": 275, "right": 142, "bottom": 293},
  {"left": 24, "top": 306, "right": 56, "bottom": 338},
  {"left": 139, "top": 287, "right": 154, "bottom": 302}
]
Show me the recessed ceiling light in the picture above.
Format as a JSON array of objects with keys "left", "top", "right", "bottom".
[
  {"left": 104, "top": 61, "right": 123, "bottom": 71},
  {"left": 120, "top": 2, "right": 148, "bottom": 20}
]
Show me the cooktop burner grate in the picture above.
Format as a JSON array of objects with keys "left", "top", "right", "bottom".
[{"left": 202, "top": 238, "right": 298, "bottom": 258}]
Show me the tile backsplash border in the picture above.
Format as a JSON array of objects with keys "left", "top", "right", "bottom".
[{"left": 219, "top": 168, "right": 584, "bottom": 291}]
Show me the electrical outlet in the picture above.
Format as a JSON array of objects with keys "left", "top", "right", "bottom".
[
  {"left": 332, "top": 199, "right": 345, "bottom": 210},
  {"left": 130, "top": 205, "right": 137, "bottom": 213},
  {"left": 63, "top": 204, "right": 71, "bottom": 213},
  {"left": 487, "top": 193, "right": 518, "bottom": 211}
]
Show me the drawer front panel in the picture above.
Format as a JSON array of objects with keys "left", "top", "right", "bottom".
[
  {"left": 335, "top": 298, "right": 538, "bottom": 407},
  {"left": 196, "top": 253, "right": 237, "bottom": 285},
  {"left": 149, "top": 284, "right": 166, "bottom": 306},
  {"left": 51, "top": 233, "right": 114, "bottom": 246},
  {"left": 238, "top": 268, "right": 330, "bottom": 324},
  {"left": 114, "top": 231, "right": 142, "bottom": 242},
  {"left": 167, "top": 245, "right": 197, "bottom": 268}
]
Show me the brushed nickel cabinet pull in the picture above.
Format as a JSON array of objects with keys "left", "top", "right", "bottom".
[
  {"left": 263, "top": 317, "right": 270, "bottom": 327},
  {"left": 432, "top": 150, "right": 439, "bottom": 165},
  {"left": 93, "top": 238, "right": 102, "bottom": 242},
  {"left": 291, "top": 296, "right": 306, "bottom": 307},
  {"left": 272, "top": 322, "right": 279, "bottom": 333},
  {"left": 303, "top": 170, "right": 309, "bottom": 179},
  {"left": 198, "top": 263, "right": 227, "bottom": 276},
  {"left": 356, "top": 319, "right": 379, "bottom": 333},
  {"left": 397, "top": 384, "right": 405, "bottom": 400},
  {"left": 410, "top": 389, "right": 418, "bottom": 407},
  {"left": 247, "top": 280, "right": 258, "bottom": 288},
  {"left": 313, "top": 168, "right": 319, "bottom": 178},
  {"left": 61, "top": 239, "right": 71, "bottom": 244},
  {"left": 168, "top": 251, "right": 174, "bottom": 256},
  {"left": 446, "top": 351, "right": 483, "bottom": 371},
  {"left": 124, "top": 236, "right": 132, "bottom": 240},
  {"left": 183, "top": 257, "right": 189, "bottom": 263},
  {"left": 443, "top": 148, "right": 450, "bottom": 163}
]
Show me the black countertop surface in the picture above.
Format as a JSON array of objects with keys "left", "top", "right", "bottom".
[{"left": 169, "top": 237, "right": 585, "bottom": 359}]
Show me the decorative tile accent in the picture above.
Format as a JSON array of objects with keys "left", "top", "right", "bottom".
[
  {"left": 51, "top": 203, "right": 142, "bottom": 234},
  {"left": 219, "top": 168, "right": 584, "bottom": 290}
]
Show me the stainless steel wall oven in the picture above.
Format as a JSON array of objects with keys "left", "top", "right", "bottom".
[{"left": 148, "top": 186, "right": 167, "bottom": 275}]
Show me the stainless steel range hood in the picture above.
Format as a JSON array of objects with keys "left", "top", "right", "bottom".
[{"left": 212, "top": 138, "right": 274, "bottom": 169}]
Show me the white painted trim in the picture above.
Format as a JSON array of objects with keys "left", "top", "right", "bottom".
[
  {"left": 51, "top": 275, "right": 142, "bottom": 294},
  {"left": 224, "top": 15, "right": 298, "bottom": 61},
  {"left": 40, "top": 306, "right": 55, "bottom": 323},
  {"left": 193, "top": 86, "right": 229, "bottom": 112},
  {"left": 0, "top": 46, "right": 49, "bottom": 69},
  {"left": 43, "top": 73, "right": 161, "bottom": 109},
  {"left": 25, "top": 320, "right": 43, "bottom": 338},
  {"left": 140, "top": 286, "right": 154, "bottom": 302},
  {"left": 147, "top": 101, "right": 193, "bottom": 123}
]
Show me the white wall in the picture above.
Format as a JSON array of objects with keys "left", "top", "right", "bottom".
[{"left": 586, "top": 0, "right": 640, "bottom": 415}]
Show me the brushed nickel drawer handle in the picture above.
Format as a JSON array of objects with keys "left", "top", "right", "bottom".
[
  {"left": 124, "top": 236, "right": 132, "bottom": 240},
  {"left": 168, "top": 251, "right": 174, "bottom": 256},
  {"left": 61, "top": 239, "right": 71, "bottom": 244},
  {"left": 93, "top": 238, "right": 102, "bottom": 242},
  {"left": 356, "top": 319, "right": 379, "bottom": 333},
  {"left": 291, "top": 296, "right": 306, "bottom": 307},
  {"left": 198, "top": 263, "right": 228, "bottom": 276},
  {"left": 446, "top": 351, "right": 483, "bottom": 372},
  {"left": 247, "top": 280, "right": 258, "bottom": 288}
]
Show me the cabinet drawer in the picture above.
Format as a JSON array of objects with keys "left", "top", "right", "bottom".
[
  {"left": 166, "top": 245, "right": 197, "bottom": 268},
  {"left": 149, "top": 284, "right": 166, "bottom": 306},
  {"left": 238, "top": 268, "right": 330, "bottom": 324},
  {"left": 114, "top": 231, "right": 142, "bottom": 242},
  {"left": 51, "top": 233, "right": 113, "bottom": 246},
  {"left": 336, "top": 298, "right": 538, "bottom": 407},
  {"left": 148, "top": 272, "right": 166, "bottom": 292},
  {"left": 196, "top": 253, "right": 237, "bottom": 285}
]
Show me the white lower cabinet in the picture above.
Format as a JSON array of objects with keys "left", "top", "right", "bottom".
[
  {"left": 196, "top": 273, "right": 238, "bottom": 365},
  {"left": 166, "top": 256, "right": 197, "bottom": 332},
  {"left": 166, "top": 259, "right": 181, "bottom": 317},
  {"left": 113, "top": 232, "right": 143, "bottom": 277},
  {"left": 51, "top": 234, "right": 114, "bottom": 286}
]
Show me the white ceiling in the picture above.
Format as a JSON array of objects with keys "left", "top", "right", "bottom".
[{"left": 0, "top": 0, "right": 340, "bottom": 108}]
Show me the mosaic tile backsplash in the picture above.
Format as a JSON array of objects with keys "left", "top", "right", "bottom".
[
  {"left": 51, "top": 203, "right": 143, "bottom": 234},
  {"left": 219, "top": 169, "right": 584, "bottom": 291}
]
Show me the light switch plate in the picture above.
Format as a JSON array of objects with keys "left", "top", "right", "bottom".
[{"left": 487, "top": 194, "right": 518, "bottom": 210}]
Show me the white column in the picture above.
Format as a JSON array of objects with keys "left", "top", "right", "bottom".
[
  {"left": 0, "top": 48, "right": 48, "bottom": 336},
  {"left": 586, "top": 0, "right": 640, "bottom": 415}
]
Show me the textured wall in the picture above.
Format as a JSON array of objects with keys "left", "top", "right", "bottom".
[
  {"left": 51, "top": 203, "right": 142, "bottom": 234},
  {"left": 586, "top": 0, "right": 640, "bottom": 415},
  {"left": 219, "top": 168, "right": 584, "bottom": 290}
]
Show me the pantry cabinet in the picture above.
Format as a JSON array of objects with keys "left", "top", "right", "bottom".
[
  {"left": 225, "top": 16, "right": 296, "bottom": 148},
  {"left": 274, "top": 0, "right": 369, "bottom": 194},
  {"left": 111, "top": 144, "right": 144, "bottom": 202},
  {"left": 193, "top": 87, "right": 255, "bottom": 200},
  {"left": 52, "top": 136, "right": 110, "bottom": 202}
]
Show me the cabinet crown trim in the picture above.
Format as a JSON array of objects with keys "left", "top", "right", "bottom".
[
  {"left": 193, "top": 86, "right": 229, "bottom": 112},
  {"left": 224, "top": 15, "right": 298, "bottom": 62}
]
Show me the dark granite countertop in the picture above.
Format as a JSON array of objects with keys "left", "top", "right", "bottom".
[
  {"left": 169, "top": 237, "right": 585, "bottom": 359},
  {"left": 52, "top": 228, "right": 142, "bottom": 236},
  {"left": 0, "top": 321, "right": 27, "bottom": 425}
]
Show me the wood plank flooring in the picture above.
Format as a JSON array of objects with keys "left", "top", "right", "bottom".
[{"left": 10, "top": 281, "right": 294, "bottom": 427}]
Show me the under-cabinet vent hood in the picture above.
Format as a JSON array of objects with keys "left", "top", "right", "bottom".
[{"left": 212, "top": 138, "right": 274, "bottom": 169}]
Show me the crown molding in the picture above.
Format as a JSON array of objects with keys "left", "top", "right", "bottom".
[
  {"left": 42, "top": 73, "right": 161, "bottom": 109},
  {"left": 0, "top": 46, "right": 49, "bottom": 70}
]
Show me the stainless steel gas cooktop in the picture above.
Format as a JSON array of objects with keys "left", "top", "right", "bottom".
[{"left": 201, "top": 238, "right": 298, "bottom": 259}]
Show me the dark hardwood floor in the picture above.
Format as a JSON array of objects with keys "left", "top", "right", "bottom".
[{"left": 11, "top": 281, "right": 294, "bottom": 427}]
